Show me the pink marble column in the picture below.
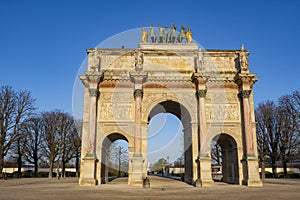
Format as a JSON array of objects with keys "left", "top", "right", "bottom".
[
  {"left": 198, "top": 89, "right": 208, "bottom": 156},
  {"left": 86, "top": 87, "right": 99, "bottom": 156},
  {"left": 134, "top": 89, "right": 143, "bottom": 155},
  {"left": 241, "top": 90, "right": 255, "bottom": 156},
  {"left": 192, "top": 73, "right": 208, "bottom": 156},
  {"left": 130, "top": 72, "right": 147, "bottom": 156}
]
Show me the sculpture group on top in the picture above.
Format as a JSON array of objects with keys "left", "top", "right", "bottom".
[{"left": 141, "top": 24, "right": 193, "bottom": 44}]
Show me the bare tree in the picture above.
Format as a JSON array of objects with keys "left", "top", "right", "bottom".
[
  {"left": 255, "top": 108, "right": 269, "bottom": 179},
  {"left": 174, "top": 154, "right": 184, "bottom": 167},
  {"left": 278, "top": 94, "right": 300, "bottom": 178},
  {"left": 41, "top": 111, "right": 61, "bottom": 178},
  {"left": 11, "top": 122, "right": 28, "bottom": 177},
  {"left": 0, "top": 86, "right": 35, "bottom": 173},
  {"left": 255, "top": 101, "right": 280, "bottom": 178},
  {"left": 41, "top": 111, "right": 81, "bottom": 178},
  {"left": 23, "top": 116, "right": 44, "bottom": 177},
  {"left": 211, "top": 141, "right": 222, "bottom": 166},
  {"left": 107, "top": 142, "right": 128, "bottom": 177},
  {"left": 59, "top": 113, "right": 77, "bottom": 178},
  {"left": 73, "top": 119, "right": 82, "bottom": 177},
  {"left": 290, "top": 90, "right": 300, "bottom": 136}
]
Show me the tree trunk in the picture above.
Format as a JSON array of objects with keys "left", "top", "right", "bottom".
[
  {"left": 34, "top": 161, "right": 38, "bottom": 177},
  {"left": 0, "top": 150, "right": 4, "bottom": 174},
  {"left": 283, "top": 161, "right": 288, "bottom": 178},
  {"left": 17, "top": 152, "right": 22, "bottom": 178},
  {"left": 261, "top": 159, "right": 266, "bottom": 179},
  {"left": 75, "top": 151, "right": 79, "bottom": 177},
  {"left": 62, "top": 161, "right": 66, "bottom": 178},
  {"left": 33, "top": 151, "right": 38, "bottom": 177},
  {"left": 48, "top": 157, "right": 54, "bottom": 179},
  {"left": 271, "top": 164, "right": 277, "bottom": 178}
]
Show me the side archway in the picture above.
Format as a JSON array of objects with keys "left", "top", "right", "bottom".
[
  {"left": 101, "top": 133, "right": 129, "bottom": 184},
  {"left": 211, "top": 133, "right": 239, "bottom": 184}
]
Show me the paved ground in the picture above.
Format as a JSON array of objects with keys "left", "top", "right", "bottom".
[{"left": 0, "top": 176, "right": 299, "bottom": 200}]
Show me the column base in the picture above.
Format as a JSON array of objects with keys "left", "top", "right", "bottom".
[
  {"left": 129, "top": 154, "right": 144, "bottom": 187},
  {"left": 79, "top": 156, "right": 98, "bottom": 186},
  {"left": 242, "top": 156, "right": 263, "bottom": 187},
  {"left": 79, "top": 178, "right": 98, "bottom": 186},
  {"left": 242, "top": 179, "right": 263, "bottom": 186},
  {"left": 196, "top": 156, "right": 214, "bottom": 187},
  {"left": 195, "top": 179, "right": 214, "bottom": 187}
]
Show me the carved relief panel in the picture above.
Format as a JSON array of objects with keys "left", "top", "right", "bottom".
[
  {"left": 99, "top": 92, "right": 133, "bottom": 121},
  {"left": 206, "top": 91, "right": 240, "bottom": 121}
]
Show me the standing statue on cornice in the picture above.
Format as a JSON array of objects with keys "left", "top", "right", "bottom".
[
  {"left": 239, "top": 44, "right": 249, "bottom": 71},
  {"left": 177, "top": 25, "right": 186, "bottom": 43},
  {"left": 164, "top": 25, "right": 169, "bottom": 43},
  {"left": 185, "top": 27, "right": 193, "bottom": 43},
  {"left": 158, "top": 24, "right": 164, "bottom": 43},
  {"left": 149, "top": 25, "right": 157, "bottom": 43},
  {"left": 135, "top": 50, "right": 143, "bottom": 72},
  {"left": 141, "top": 27, "right": 148, "bottom": 43},
  {"left": 169, "top": 24, "right": 177, "bottom": 43},
  {"left": 195, "top": 51, "right": 203, "bottom": 72}
]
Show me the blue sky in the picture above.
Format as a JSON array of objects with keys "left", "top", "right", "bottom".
[{"left": 1, "top": 0, "right": 300, "bottom": 164}]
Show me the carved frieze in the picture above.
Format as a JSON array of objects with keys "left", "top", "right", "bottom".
[
  {"left": 206, "top": 104, "right": 240, "bottom": 121},
  {"left": 106, "top": 55, "right": 135, "bottom": 70},
  {"left": 101, "top": 92, "right": 132, "bottom": 103},
  {"left": 100, "top": 102, "right": 133, "bottom": 121},
  {"left": 145, "top": 57, "right": 193, "bottom": 70},
  {"left": 206, "top": 92, "right": 238, "bottom": 104},
  {"left": 99, "top": 102, "right": 114, "bottom": 119},
  {"left": 205, "top": 56, "right": 237, "bottom": 73}
]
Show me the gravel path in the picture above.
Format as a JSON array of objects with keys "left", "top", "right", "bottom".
[{"left": 0, "top": 176, "right": 299, "bottom": 200}]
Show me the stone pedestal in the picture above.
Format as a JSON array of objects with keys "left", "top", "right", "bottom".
[
  {"left": 242, "top": 157, "right": 262, "bottom": 186},
  {"left": 129, "top": 154, "right": 144, "bottom": 187},
  {"left": 79, "top": 156, "right": 98, "bottom": 186},
  {"left": 196, "top": 157, "right": 214, "bottom": 187}
]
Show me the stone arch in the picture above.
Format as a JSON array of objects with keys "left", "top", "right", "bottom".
[
  {"left": 207, "top": 129, "right": 242, "bottom": 154},
  {"left": 100, "top": 132, "right": 129, "bottom": 184},
  {"left": 211, "top": 133, "right": 239, "bottom": 184},
  {"left": 147, "top": 100, "right": 194, "bottom": 184},
  {"left": 142, "top": 93, "right": 197, "bottom": 124}
]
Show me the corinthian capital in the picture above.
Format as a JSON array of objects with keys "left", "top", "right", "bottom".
[
  {"left": 134, "top": 89, "right": 143, "bottom": 98},
  {"left": 241, "top": 90, "right": 251, "bottom": 98},
  {"left": 197, "top": 89, "right": 207, "bottom": 98},
  {"left": 89, "top": 88, "right": 99, "bottom": 97}
]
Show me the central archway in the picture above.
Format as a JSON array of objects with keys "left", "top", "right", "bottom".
[{"left": 147, "top": 100, "right": 193, "bottom": 184}]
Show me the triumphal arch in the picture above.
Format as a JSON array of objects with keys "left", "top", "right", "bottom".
[{"left": 79, "top": 26, "right": 262, "bottom": 187}]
